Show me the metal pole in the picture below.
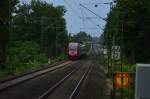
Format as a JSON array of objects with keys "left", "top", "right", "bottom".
[
  {"left": 41, "top": 16, "right": 44, "bottom": 51},
  {"left": 54, "top": 21, "right": 57, "bottom": 57},
  {"left": 110, "top": 2, "right": 116, "bottom": 98},
  {"left": 55, "top": 26, "right": 57, "bottom": 57},
  {"left": 121, "top": 1, "right": 124, "bottom": 99}
]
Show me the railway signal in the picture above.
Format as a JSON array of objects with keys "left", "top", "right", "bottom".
[
  {"left": 114, "top": 72, "right": 129, "bottom": 88},
  {"left": 111, "top": 46, "right": 120, "bottom": 60}
]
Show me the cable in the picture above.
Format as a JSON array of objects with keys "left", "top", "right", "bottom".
[
  {"left": 80, "top": 4, "right": 106, "bottom": 21},
  {"left": 89, "top": 19, "right": 103, "bottom": 30},
  {"left": 82, "top": 9, "right": 103, "bottom": 30},
  {"left": 63, "top": 0, "right": 104, "bottom": 36},
  {"left": 63, "top": 0, "right": 84, "bottom": 34},
  {"left": 83, "top": 10, "right": 103, "bottom": 37},
  {"left": 79, "top": 5, "right": 86, "bottom": 31},
  {"left": 63, "top": 0, "right": 81, "bottom": 18},
  {"left": 72, "top": 0, "right": 80, "bottom": 10},
  {"left": 71, "top": 0, "right": 86, "bottom": 31},
  {"left": 81, "top": 2, "right": 112, "bottom": 5}
]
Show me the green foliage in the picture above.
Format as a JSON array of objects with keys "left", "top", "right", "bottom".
[
  {"left": 56, "top": 53, "right": 67, "bottom": 61},
  {"left": 11, "top": 0, "right": 68, "bottom": 58},
  {"left": 0, "top": 0, "right": 68, "bottom": 75},
  {"left": 0, "top": 0, "right": 19, "bottom": 68},
  {"left": 69, "top": 32, "right": 92, "bottom": 43},
  {"left": 5, "top": 41, "right": 47, "bottom": 74},
  {"left": 104, "top": 0, "right": 150, "bottom": 64}
]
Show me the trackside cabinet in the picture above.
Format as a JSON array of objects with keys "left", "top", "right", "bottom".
[{"left": 135, "top": 64, "right": 150, "bottom": 99}]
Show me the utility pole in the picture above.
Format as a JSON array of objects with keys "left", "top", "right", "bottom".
[
  {"left": 41, "top": 16, "right": 44, "bottom": 51},
  {"left": 93, "top": 1, "right": 116, "bottom": 98},
  {"left": 55, "top": 21, "right": 57, "bottom": 58},
  {"left": 54, "top": 22, "right": 66, "bottom": 58},
  {"left": 40, "top": 17, "right": 61, "bottom": 58},
  {"left": 120, "top": 1, "right": 124, "bottom": 99}
]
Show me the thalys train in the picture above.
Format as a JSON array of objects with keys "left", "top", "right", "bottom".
[{"left": 67, "top": 42, "right": 86, "bottom": 59}]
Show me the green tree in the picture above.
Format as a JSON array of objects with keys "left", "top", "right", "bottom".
[
  {"left": 13, "top": 0, "right": 67, "bottom": 58},
  {"left": 0, "top": 0, "right": 18, "bottom": 68},
  {"left": 104, "top": 0, "right": 150, "bottom": 64},
  {"left": 6, "top": 41, "right": 47, "bottom": 73},
  {"left": 71, "top": 31, "right": 92, "bottom": 43}
]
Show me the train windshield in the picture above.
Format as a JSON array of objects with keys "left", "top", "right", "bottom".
[{"left": 69, "top": 43, "right": 78, "bottom": 51}]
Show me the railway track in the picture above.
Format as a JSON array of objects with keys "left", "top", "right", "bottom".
[
  {"left": 0, "top": 58, "right": 104, "bottom": 99},
  {"left": 0, "top": 57, "right": 108, "bottom": 99},
  {"left": 0, "top": 59, "right": 87, "bottom": 99},
  {"left": 38, "top": 60, "right": 92, "bottom": 99},
  {"left": 0, "top": 61, "right": 68, "bottom": 83},
  {"left": 69, "top": 64, "right": 91, "bottom": 99},
  {"left": 0, "top": 61, "right": 73, "bottom": 91}
]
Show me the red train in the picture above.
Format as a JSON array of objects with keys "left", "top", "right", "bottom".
[{"left": 68, "top": 42, "right": 86, "bottom": 59}]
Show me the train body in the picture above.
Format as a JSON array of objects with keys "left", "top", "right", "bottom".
[{"left": 68, "top": 42, "right": 86, "bottom": 59}]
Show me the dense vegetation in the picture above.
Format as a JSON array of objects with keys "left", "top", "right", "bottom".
[
  {"left": 69, "top": 31, "right": 92, "bottom": 43},
  {"left": 103, "top": 0, "right": 150, "bottom": 64},
  {"left": 0, "top": 0, "right": 19, "bottom": 69},
  {"left": 0, "top": 0, "right": 68, "bottom": 76}
]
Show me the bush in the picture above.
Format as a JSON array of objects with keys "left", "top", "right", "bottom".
[
  {"left": 57, "top": 53, "right": 67, "bottom": 61},
  {"left": 4, "top": 41, "right": 48, "bottom": 75}
]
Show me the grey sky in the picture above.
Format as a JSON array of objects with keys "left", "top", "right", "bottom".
[{"left": 21, "top": 0, "right": 112, "bottom": 37}]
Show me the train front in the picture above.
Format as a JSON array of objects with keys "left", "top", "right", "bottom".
[{"left": 68, "top": 43, "right": 79, "bottom": 59}]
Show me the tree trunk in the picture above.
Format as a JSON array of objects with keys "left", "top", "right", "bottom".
[
  {"left": 0, "top": 43, "right": 6, "bottom": 69},
  {"left": 128, "top": 48, "right": 136, "bottom": 65}
]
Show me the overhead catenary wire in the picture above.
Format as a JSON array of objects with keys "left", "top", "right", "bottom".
[
  {"left": 81, "top": 16, "right": 101, "bottom": 37},
  {"left": 79, "top": 5, "right": 86, "bottom": 31},
  {"left": 81, "top": 2, "right": 113, "bottom": 5},
  {"left": 63, "top": 0, "right": 104, "bottom": 37},
  {"left": 83, "top": 11, "right": 103, "bottom": 37},
  {"left": 79, "top": 5, "right": 103, "bottom": 37},
  {"left": 63, "top": 0, "right": 91, "bottom": 34},
  {"left": 63, "top": 0, "right": 85, "bottom": 33},
  {"left": 70, "top": 0, "right": 86, "bottom": 32},
  {"left": 72, "top": 0, "right": 85, "bottom": 29},
  {"left": 80, "top": 17, "right": 101, "bottom": 20},
  {"left": 63, "top": 0, "right": 84, "bottom": 34},
  {"left": 80, "top": 4, "right": 106, "bottom": 21},
  {"left": 72, "top": 0, "right": 80, "bottom": 11},
  {"left": 63, "top": 0, "right": 81, "bottom": 18},
  {"left": 82, "top": 8, "right": 104, "bottom": 31},
  {"left": 88, "top": 18, "right": 103, "bottom": 30},
  {"left": 64, "top": 0, "right": 102, "bottom": 28}
]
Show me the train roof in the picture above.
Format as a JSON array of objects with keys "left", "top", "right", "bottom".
[
  {"left": 68, "top": 42, "right": 85, "bottom": 46},
  {"left": 69, "top": 42, "right": 78, "bottom": 45}
]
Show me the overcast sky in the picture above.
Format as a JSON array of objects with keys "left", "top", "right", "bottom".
[{"left": 21, "top": 0, "right": 112, "bottom": 37}]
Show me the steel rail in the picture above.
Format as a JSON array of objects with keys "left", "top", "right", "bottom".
[
  {"left": 0, "top": 61, "right": 70, "bottom": 84},
  {"left": 38, "top": 66, "right": 80, "bottom": 99},
  {"left": 69, "top": 64, "right": 92, "bottom": 99},
  {"left": 0, "top": 61, "right": 73, "bottom": 91},
  {"left": 38, "top": 60, "right": 91, "bottom": 99}
]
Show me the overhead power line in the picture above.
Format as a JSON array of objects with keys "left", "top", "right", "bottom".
[
  {"left": 63, "top": 0, "right": 81, "bottom": 18},
  {"left": 88, "top": 18, "right": 103, "bottom": 30},
  {"left": 72, "top": 0, "right": 80, "bottom": 10},
  {"left": 80, "top": 9, "right": 104, "bottom": 30},
  {"left": 63, "top": 0, "right": 104, "bottom": 35},
  {"left": 81, "top": 2, "right": 112, "bottom": 5},
  {"left": 80, "top": 27, "right": 100, "bottom": 30},
  {"left": 80, "top": 17, "right": 101, "bottom": 20},
  {"left": 79, "top": 4, "right": 106, "bottom": 21}
]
